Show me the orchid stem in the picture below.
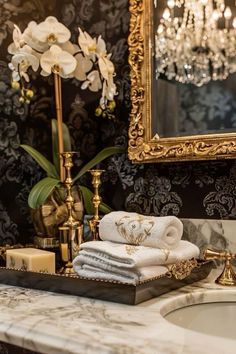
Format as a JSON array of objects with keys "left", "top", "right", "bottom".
[{"left": 54, "top": 72, "right": 65, "bottom": 182}]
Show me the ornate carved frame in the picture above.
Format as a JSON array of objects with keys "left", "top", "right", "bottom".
[{"left": 128, "top": 0, "right": 236, "bottom": 163}]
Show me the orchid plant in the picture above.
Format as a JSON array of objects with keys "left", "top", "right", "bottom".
[
  {"left": 8, "top": 16, "right": 122, "bottom": 213},
  {"left": 8, "top": 16, "right": 116, "bottom": 107}
]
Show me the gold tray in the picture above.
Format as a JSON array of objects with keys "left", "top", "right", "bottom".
[{"left": 0, "top": 259, "right": 213, "bottom": 305}]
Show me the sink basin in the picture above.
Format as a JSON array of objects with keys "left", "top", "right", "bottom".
[
  {"left": 162, "top": 290, "right": 236, "bottom": 340},
  {"left": 165, "top": 302, "right": 236, "bottom": 340}
]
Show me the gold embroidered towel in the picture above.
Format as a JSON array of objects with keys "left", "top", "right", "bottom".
[
  {"left": 99, "top": 211, "right": 183, "bottom": 249},
  {"left": 73, "top": 240, "right": 200, "bottom": 270},
  {"left": 73, "top": 264, "right": 169, "bottom": 285}
]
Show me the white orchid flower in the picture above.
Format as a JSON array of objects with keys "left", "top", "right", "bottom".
[
  {"left": 98, "top": 55, "right": 115, "bottom": 81},
  {"left": 8, "top": 24, "right": 25, "bottom": 54},
  {"left": 100, "top": 77, "right": 117, "bottom": 107},
  {"left": 106, "top": 77, "right": 117, "bottom": 100},
  {"left": 60, "top": 41, "right": 78, "bottom": 55},
  {"left": 8, "top": 22, "right": 48, "bottom": 55},
  {"left": 13, "top": 24, "right": 24, "bottom": 46},
  {"left": 78, "top": 28, "right": 97, "bottom": 58},
  {"left": 40, "top": 45, "right": 77, "bottom": 78},
  {"left": 8, "top": 17, "right": 117, "bottom": 112},
  {"left": 32, "top": 16, "right": 71, "bottom": 46},
  {"left": 96, "top": 36, "right": 107, "bottom": 58},
  {"left": 8, "top": 63, "right": 20, "bottom": 81},
  {"left": 99, "top": 72, "right": 117, "bottom": 109},
  {"left": 10, "top": 45, "right": 40, "bottom": 82},
  {"left": 81, "top": 70, "right": 102, "bottom": 92},
  {"left": 74, "top": 53, "right": 93, "bottom": 81},
  {"left": 23, "top": 21, "right": 49, "bottom": 52},
  {"left": 94, "top": 36, "right": 117, "bottom": 104}
]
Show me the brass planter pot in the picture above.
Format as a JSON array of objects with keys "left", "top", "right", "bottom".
[{"left": 31, "top": 186, "right": 84, "bottom": 239}]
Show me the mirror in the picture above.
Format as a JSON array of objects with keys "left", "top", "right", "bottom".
[{"left": 128, "top": 0, "right": 236, "bottom": 163}]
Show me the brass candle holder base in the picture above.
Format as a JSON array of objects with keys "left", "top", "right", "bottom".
[
  {"left": 88, "top": 219, "right": 100, "bottom": 241},
  {"left": 59, "top": 223, "right": 83, "bottom": 274}
]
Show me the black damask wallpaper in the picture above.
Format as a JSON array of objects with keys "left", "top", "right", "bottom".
[{"left": 0, "top": 0, "right": 236, "bottom": 246}]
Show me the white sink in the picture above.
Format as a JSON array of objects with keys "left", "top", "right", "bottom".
[{"left": 162, "top": 290, "right": 236, "bottom": 340}]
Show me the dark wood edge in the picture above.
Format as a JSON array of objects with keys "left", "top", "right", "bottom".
[{"left": 0, "top": 260, "right": 214, "bottom": 305}]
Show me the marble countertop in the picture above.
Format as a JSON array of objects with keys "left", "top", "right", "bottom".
[{"left": 0, "top": 267, "right": 235, "bottom": 354}]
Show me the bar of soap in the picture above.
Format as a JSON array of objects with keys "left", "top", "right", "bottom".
[{"left": 6, "top": 248, "right": 55, "bottom": 274}]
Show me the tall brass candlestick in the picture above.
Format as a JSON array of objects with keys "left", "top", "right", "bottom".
[
  {"left": 59, "top": 152, "right": 83, "bottom": 274},
  {"left": 88, "top": 169, "right": 105, "bottom": 241}
]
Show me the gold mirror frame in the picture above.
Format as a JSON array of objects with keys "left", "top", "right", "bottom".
[{"left": 128, "top": 0, "right": 236, "bottom": 163}]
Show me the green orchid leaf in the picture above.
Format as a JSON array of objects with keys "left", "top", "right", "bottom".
[
  {"left": 51, "top": 119, "right": 72, "bottom": 175},
  {"left": 20, "top": 144, "right": 59, "bottom": 179},
  {"left": 79, "top": 185, "right": 94, "bottom": 215},
  {"left": 73, "top": 146, "right": 124, "bottom": 183},
  {"left": 28, "top": 177, "right": 61, "bottom": 209},
  {"left": 62, "top": 123, "right": 72, "bottom": 152},
  {"left": 79, "top": 185, "right": 113, "bottom": 215},
  {"left": 99, "top": 202, "right": 113, "bottom": 214}
]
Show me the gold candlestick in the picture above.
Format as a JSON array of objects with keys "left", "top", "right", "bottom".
[
  {"left": 59, "top": 152, "right": 83, "bottom": 274},
  {"left": 63, "top": 151, "right": 77, "bottom": 227},
  {"left": 88, "top": 169, "right": 105, "bottom": 241}
]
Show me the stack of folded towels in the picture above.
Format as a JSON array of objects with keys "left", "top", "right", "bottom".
[{"left": 73, "top": 211, "right": 200, "bottom": 284}]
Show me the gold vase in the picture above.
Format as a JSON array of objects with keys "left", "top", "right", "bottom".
[{"left": 32, "top": 186, "right": 84, "bottom": 241}]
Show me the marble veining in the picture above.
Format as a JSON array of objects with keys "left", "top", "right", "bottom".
[
  {"left": 182, "top": 218, "right": 236, "bottom": 255},
  {"left": 0, "top": 268, "right": 235, "bottom": 354}
]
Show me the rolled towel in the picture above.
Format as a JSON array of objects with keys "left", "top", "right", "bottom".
[
  {"left": 74, "top": 264, "right": 169, "bottom": 285},
  {"left": 99, "top": 211, "right": 183, "bottom": 249},
  {"left": 73, "top": 240, "right": 200, "bottom": 270}
]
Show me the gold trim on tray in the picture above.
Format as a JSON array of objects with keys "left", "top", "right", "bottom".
[
  {"left": 2, "top": 258, "right": 201, "bottom": 284},
  {"left": 167, "top": 259, "right": 199, "bottom": 280},
  {"left": 128, "top": 0, "right": 236, "bottom": 163}
]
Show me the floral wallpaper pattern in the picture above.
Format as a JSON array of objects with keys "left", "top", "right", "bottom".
[{"left": 0, "top": 0, "right": 236, "bottom": 246}]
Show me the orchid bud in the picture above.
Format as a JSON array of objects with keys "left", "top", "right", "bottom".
[
  {"left": 95, "top": 107, "right": 103, "bottom": 117},
  {"left": 19, "top": 97, "right": 25, "bottom": 103},
  {"left": 26, "top": 89, "right": 34, "bottom": 98},
  {"left": 108, "top": 100, "right": 116, "bottom": 111},
  {"left": 11, "top": 81, "right": 20, "bottom": 90}
]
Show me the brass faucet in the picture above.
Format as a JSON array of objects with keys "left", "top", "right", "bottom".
[{"left": 204, "top": 248, "right": 236, "bottom": 286}]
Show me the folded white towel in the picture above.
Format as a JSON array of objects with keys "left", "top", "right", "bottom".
[
  {"left": 73, "top": 240, "right": 200, "bottom": 269},
  {"left": 74, "top": 264, "right": 168, "bottom": 285},
  {"left": 99, "top": 211, "right": 183, "bottom": 249}
]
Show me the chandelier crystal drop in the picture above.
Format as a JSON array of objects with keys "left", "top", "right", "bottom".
[{"left": 155, "top": 0, "right": 236, "bottom": 86}]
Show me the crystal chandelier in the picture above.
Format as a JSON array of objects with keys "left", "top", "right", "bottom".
[{"left": 155, "top": 0, "right": 236, "bottom": 86}]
